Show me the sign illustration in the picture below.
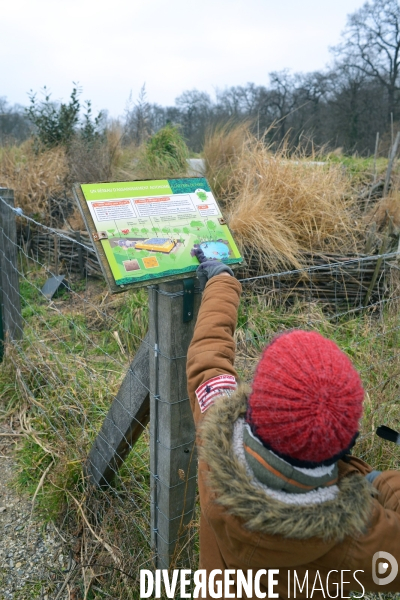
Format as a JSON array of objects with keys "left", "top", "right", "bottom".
[{"left": 79, "top": 178, "right": 243, "bottom": 287}]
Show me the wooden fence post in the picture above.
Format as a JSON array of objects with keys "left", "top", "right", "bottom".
[
  {"left": 87, "top": 333, "right": 150, "bottom": 487},
  {"left": 0, "top": 188, "right": 22, "bottom": 350},
  {"left": 149, "top": 279, "right": 200, "bottom": 569}
]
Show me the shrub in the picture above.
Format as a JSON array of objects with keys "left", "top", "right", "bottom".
[
  {"left": 137, "top": 124, "right": 189, "bottom": 178},
  {"left": 26, "top": 86, "right": 104, "bottom": 150}
]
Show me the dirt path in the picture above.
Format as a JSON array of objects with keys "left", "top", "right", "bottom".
[{"left": 0, "top": 429, "right": 69, "bottom": 600}]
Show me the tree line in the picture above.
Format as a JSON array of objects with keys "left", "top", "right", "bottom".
[{"left": 2, "top": 0, "right": 400, "bottom": 155}]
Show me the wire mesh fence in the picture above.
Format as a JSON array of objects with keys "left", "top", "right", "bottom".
[
  {"left": 0, "top": 193, "right": 156, "bottom": 597},
  {"left": 1, "top": 188, "right": 400, "bottom": 597}
]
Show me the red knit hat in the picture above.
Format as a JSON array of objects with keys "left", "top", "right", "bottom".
[{"left": 246, "top": 330, "right": 364, "bottom": 467}]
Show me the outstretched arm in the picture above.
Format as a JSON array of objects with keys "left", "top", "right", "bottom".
[{"left": 186, "top": 274, "right": 242, "bottom": 426}]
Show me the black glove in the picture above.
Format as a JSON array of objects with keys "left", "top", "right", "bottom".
[{"left": 191, "top": 246, "right": 234, "bottom": 291}]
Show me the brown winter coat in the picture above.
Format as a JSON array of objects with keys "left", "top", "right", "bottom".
[{"left": 186, "top": 274, "right": 400, "bottom": 598}]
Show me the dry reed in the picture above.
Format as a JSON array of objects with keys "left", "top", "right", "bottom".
[
  {"left": 0, "top": 141, "right": 69, "bottom": 217},
  {"left": 206, "top": 125, "right": 360, "bottom": 272},
  {"left": 367, "top": 192, "right": 400, "bottom": 233},
  {"left": 204, "top": 121, "right": 251, "bottom": 201},
  {"left": 0, "top": 128, "right": 133, "bottom": 227},
  {"left": 67, "top": 125, "right": 124, "bottom": 185}
]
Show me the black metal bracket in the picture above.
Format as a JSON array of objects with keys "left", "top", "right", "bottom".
[
  {"left": 41, "top": 275, "right": 70, "bottom": 300},
  {"left": 183, "top": 278, "right": 195, "bottom": 322}
]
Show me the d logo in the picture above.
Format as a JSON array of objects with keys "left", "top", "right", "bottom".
[{"left": 372, "top": 552, "right": 398, "bottom": 586}]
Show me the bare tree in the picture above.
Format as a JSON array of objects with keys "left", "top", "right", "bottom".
[
  {"left": 124, "top": 84, "right": 152, "bottom": 145},
  {"left": 267, "top": 71, "right": 298, "bottom": 140},
  {"left": 0, "top": 97, "right": 31, "bottom": 144},
  {"left": 215, "top": 86, "right": 244, "bottom": 118},
  {"left": 332, "top": 0, "right": 400, "bottom": 123},
  {"left": 175, "top": 90, "right": 212, "bottom": 151}
]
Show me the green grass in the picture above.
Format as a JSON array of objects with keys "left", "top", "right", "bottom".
[
  {"left": 1, "top": 265, "right": 153, "bottom": 597},
  {"left": 325, "top": 153, "right": 392, "bottom": 185}
]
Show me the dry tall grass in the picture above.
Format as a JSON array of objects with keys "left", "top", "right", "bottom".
[
  {"left": 204, "top": 121, "right": 251, "bottom": 200},
  {"left": 68, "top": 125, "right": 126, "bottom": 184},
  {"left": 0, "top": 142, "right": 69, "bottom": 217},
  {"left": 0, "top": 128, "right": 137, "bottom": 225},
  {"left": 1, "top": 125, "right": 361, "bottom": 268},
  {"left": 367, "top": 192, "right": 400, "bottom": 233},
  {"left": 205, "top": 125, "right": 359, "bottom": 272}
]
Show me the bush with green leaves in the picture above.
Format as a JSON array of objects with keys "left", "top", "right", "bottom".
[{"left": 26, "top": 86, "right": 104, "bottom": 149}]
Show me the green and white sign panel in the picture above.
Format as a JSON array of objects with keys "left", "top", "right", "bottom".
[{"left": 80, "top": 178, "right": 243, "bottom": 286}]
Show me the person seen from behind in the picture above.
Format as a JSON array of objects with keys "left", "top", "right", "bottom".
[{"left": 186, "top": 248, "right": 400, "bottom": 599}]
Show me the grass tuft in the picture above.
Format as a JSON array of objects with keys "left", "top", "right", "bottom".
[
  {"left": 136, "top": 124, "right": 189, "bottom": 179},
  {"left": 0, "top": 141, "right": 69, "bottom": 218}
]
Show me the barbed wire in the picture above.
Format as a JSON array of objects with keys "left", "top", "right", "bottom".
[{"left": 0, "top": 194, "right": 94, "bottom": 253}]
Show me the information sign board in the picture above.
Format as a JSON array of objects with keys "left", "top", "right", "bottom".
[{"left": 73, "top": 178, "right": 243, "bottom": 291}]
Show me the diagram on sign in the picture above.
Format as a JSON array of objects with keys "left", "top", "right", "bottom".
[{"left": 80, "top": 178, "right": 243, "bottom": 286}]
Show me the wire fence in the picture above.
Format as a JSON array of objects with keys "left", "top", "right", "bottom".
[{"left": 1, "top": 189, "right": 400, "bottom": 598}]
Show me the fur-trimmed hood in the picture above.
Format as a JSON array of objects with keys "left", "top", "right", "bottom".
[{"left": 199, "top": 384, "right": 374, "bottom": 542}]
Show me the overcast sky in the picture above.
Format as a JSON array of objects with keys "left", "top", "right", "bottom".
[{"left": 2, "top": 0, "right": 367, "bottom": 118}]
